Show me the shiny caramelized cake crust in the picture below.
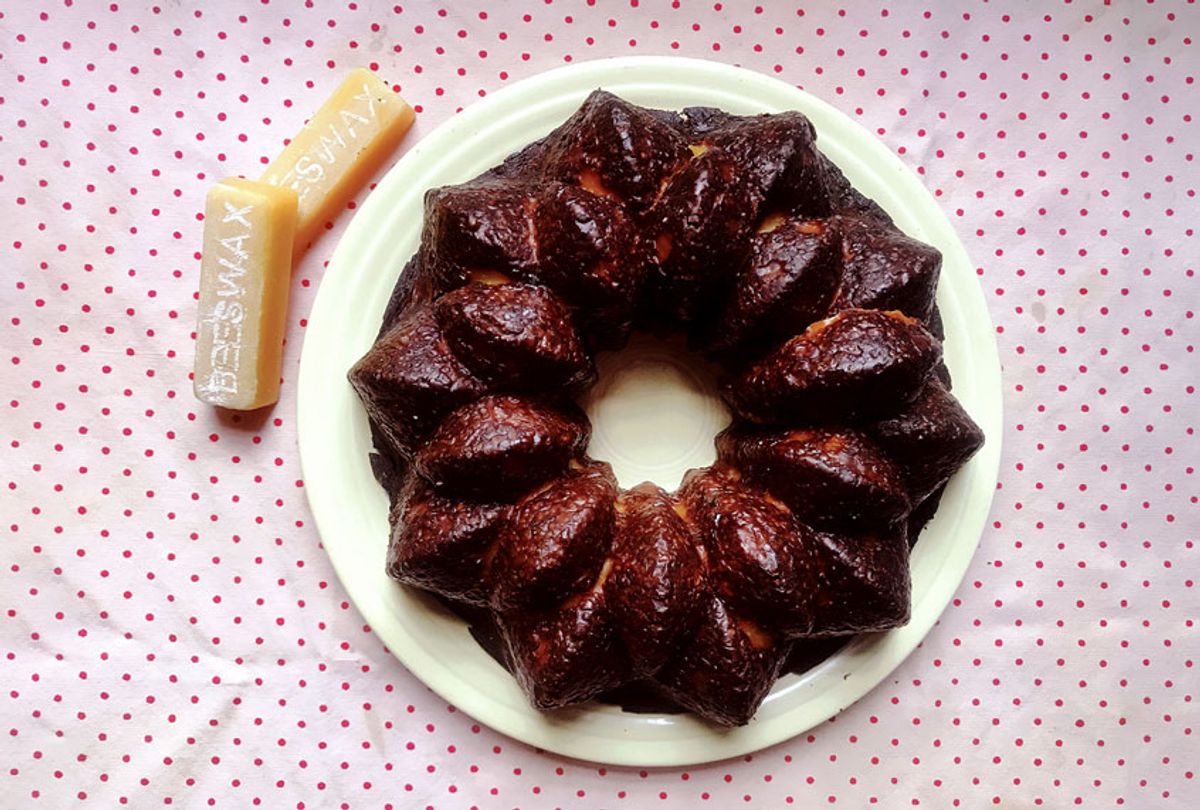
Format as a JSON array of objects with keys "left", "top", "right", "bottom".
[{"left": 349, "top": 91, "right": 984, "bottom": 726}]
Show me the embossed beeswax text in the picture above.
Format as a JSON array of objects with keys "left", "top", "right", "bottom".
[
  {"left": 267, "top": 84, "right": 380, "bottom": 202},
  {"left": 197, "top": 200, "right": 253, "bottom": 399}
]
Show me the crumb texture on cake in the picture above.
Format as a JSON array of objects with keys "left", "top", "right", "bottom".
[{"left": 349, "top": 90, "right": 984, "bottom": 727}]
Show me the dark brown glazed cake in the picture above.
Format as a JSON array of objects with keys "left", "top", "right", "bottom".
[{"left": 350, "top": 90, "right": 985, "bottom": 726}]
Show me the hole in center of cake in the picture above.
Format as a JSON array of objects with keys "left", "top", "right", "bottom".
[{"left": 578, "top": 333, "right": 731, "bottom": 491}]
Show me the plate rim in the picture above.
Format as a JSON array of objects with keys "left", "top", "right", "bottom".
[{"left": 297, "top": 55, "right": 1003, "bottom": 767}]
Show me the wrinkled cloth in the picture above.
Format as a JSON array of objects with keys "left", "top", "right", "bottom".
[{"left": 1, "top": 1, "right": 1196, "bottom": 807}]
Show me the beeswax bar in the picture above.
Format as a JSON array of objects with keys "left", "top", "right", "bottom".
[
  {"left": 193, "top": 178, "right": 298, "bottom": 410},
  {"left": 262, "top": 68, "right": 415, "bottom": 251}
]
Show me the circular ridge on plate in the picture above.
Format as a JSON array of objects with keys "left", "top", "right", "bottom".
[
  {"left": 297, "top": 56, "right": 1003, "bottom": 766},
  {"left": 580, "top": 333, "right": 729, "bottom": 490}
]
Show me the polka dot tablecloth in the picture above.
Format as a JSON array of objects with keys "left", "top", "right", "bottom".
[{"left": 2, "top": 0, "right": 1196, "bottom": 807}]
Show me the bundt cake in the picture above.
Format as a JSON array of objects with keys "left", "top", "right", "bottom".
[{"left": 349, "top": 91, "right": 984, "bottom": 726}]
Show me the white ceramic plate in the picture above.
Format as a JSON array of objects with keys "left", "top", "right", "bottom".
[{"left": 297, "top": 56, "right": 1002, "bottom": 767}]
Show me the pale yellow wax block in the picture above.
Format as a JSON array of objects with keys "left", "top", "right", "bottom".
[
  {"left": 193, "top": 178, "right": 298, "bottom": 410},
  {"left": 261, "top": 67, "right": 415, "bottom": 251}
]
